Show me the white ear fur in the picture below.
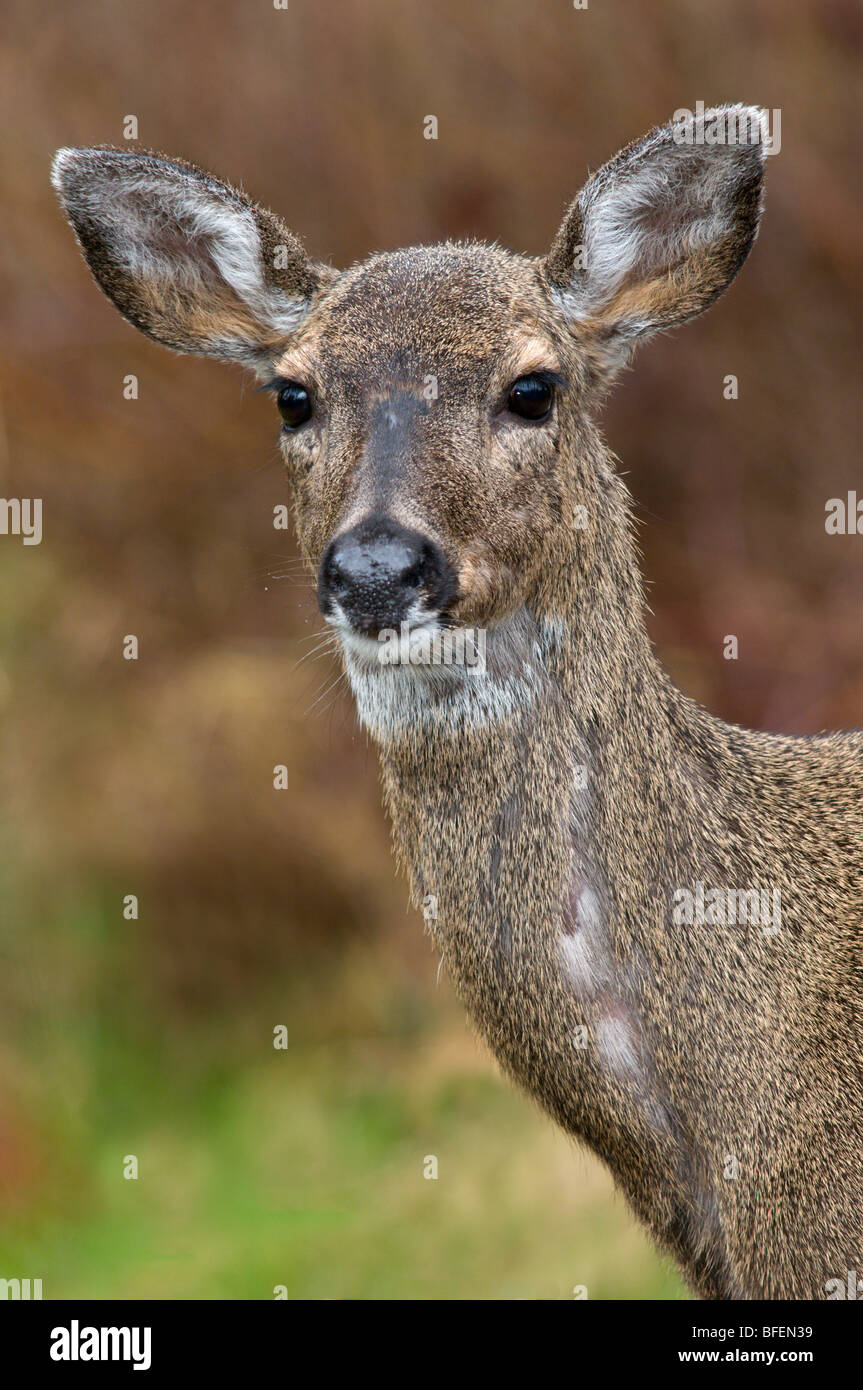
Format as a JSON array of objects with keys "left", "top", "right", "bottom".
[
  {"left": 546, "top": 105, "right": 766, "bottom": 362},
  {"left": 52, "top": 148, "right": 324, "bottom": 366}
]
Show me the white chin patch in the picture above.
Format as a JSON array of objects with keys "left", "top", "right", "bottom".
[
  {"left": 332, "top": 616, "right": 444, "bottom": 672},
  {"left": 325, "top": 607, "right": 553, "bottom": 742},
  {"left": 325, "top": 597, "right": 473, "bottom": 678}
]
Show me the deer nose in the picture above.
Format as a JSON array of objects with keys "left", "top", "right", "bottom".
[{"left": 318, "top": 518, "right": 457, "bottom": 637}]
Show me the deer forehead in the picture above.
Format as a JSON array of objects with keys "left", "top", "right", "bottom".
[{"left": 275, "top": 242, "right": 564, "bottom": 391}]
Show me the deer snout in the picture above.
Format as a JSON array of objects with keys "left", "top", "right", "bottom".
[{"left": 317, "top": 517, "right": 458, "bottom": 638}]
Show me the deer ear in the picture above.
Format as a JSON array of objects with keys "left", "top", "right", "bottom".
[
  {"left": 544, "top": 105, "right": 766, "bottom": 381},
  {"left": 51, "top": 147, "right": 334, "bottom": 371}
]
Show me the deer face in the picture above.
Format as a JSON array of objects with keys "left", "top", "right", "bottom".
[
  {"left": 53, "top": 106, "right": 764, "bottom": 677},
  {"left": 269, "top": 243, "right": 582, "bottom": 652}
]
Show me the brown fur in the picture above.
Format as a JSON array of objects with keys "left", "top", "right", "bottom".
[{"left": 53, "top": 110, "right": 863, "bottom": 1299}]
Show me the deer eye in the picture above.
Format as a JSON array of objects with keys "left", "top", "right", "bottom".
[
  {"left": 277, "top": 381, "right": 313, "bottom": 429},
  {"left": 506, "top": 374, "right": 554, "bottom": 421}
]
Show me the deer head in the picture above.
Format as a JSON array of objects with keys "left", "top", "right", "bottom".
[{"left": 53, "top": 108, "right": 764, "bottom": 693}]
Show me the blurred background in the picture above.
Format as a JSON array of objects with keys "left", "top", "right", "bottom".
[{"left": 0, "top": 0, "right": 861, "bottom": 1299}]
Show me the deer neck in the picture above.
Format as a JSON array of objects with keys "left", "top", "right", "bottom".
[
  {"left": 350, "top": 472, "right": 677, "bottom": 1054},
  {"left": 344, "top": 477, "right": 734, "bottom": 1293}
]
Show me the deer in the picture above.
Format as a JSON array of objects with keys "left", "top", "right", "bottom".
[{"left": 52, "top": 106, "right": 863, "bottom": 1300}]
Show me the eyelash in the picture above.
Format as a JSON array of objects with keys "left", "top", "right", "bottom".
[{"left": 509, "top": 370, "right": 566, "bottom": 394}]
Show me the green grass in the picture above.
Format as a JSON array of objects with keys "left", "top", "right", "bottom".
[{"left": 0, "top": 884, "right": 687, "bottom": 1300}]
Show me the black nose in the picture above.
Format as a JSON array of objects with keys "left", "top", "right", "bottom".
[{"left": 318, "top": 517, "right": 458, "bottom": 637}]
